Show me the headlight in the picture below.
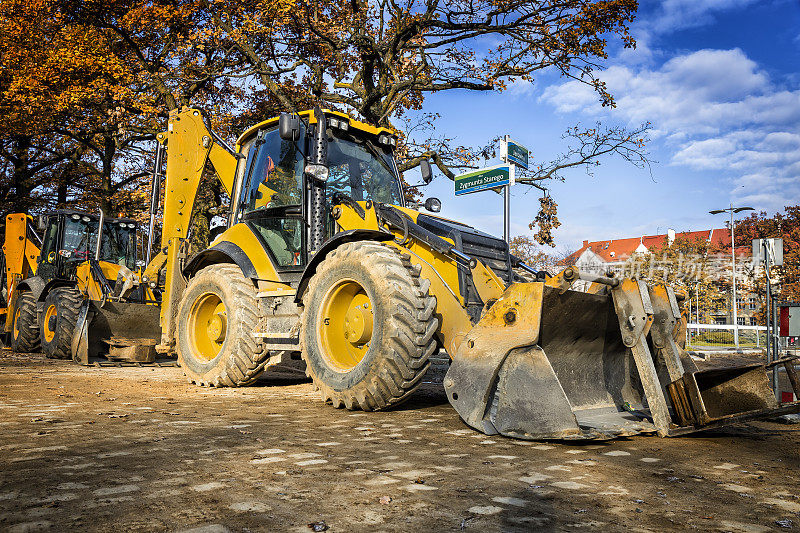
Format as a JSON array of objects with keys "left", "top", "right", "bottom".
[
  {"left": 119, "top": 222, "right": 127, "bottom": 228},
  {"left": 378, "top": 134, "right": 397, "bottom": 147},
  {"left": 328, "top": 117, "right": 349, "bottom": 131},
  {"left": 82, "top": 216, "right": 91, "bottom": 222},
  {"left": 71, "top": 214, "right": 80, "bottom": 220},
  {"left": 305, "top": 164, "right": 329, "bottom": 182}
]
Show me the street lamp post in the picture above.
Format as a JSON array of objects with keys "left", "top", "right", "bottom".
[
  {"left": 710, "top": 204, "right": 755, "bottom": 348},
  {"left": 695, "top": 281, "right": 700, "bottom": 324}
]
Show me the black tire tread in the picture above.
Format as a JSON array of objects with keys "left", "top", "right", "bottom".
[
  {"left": 11, "top": 291, "right": 40, "bottom": 353},
  {"left": 41, "top": 287, "right": 82, "bottom": 359},
  {"left": 301, "top": 242, "right": 438, "bottom": 411},
  {"left": 178, "top": 264, "right": 269, "bottom": 387}
]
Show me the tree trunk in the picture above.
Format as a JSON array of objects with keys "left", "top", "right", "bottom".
[
  {"left": 99, "top": 133, "right": 116, "bottom": 215},
  {"left": 6, "top": 136, "right": 35, "bottom": 217}
]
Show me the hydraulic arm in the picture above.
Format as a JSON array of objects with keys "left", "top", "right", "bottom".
[
  {"left": 148, "top": 108, "right": 238, "bottom": 352},
  {"left": 2, "top": 214, "right": 41, "bottom": 334}
]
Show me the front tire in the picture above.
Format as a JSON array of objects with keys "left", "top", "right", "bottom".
[
  {"left": 301, "top": 242, "right": 438, "bottom": 411},
  {"left": 176, "top": 264, "right": 268, "bottom": 387},
  {"left": 11, "top": 291, "right": 40, "bottom": 353},
  {"left": 40, "top": 287, "right": 82, "bottom": 359}
]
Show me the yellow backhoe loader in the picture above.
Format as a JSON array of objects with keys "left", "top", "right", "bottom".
[
  {"left": 116, "top": 105, "right": 800, "bottom": 440},
  {"left": 2, "top": 213, "right": 42, "bottom": 349},
  {"left": 4, "top": 209, "right": 160, "bottom": 362}
]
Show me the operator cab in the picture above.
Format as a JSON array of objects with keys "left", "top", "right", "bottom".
[
  {"left": 37, "top": 210, "right": 139, "bottom": 282},
  {"left": 231, "top": 110, "right": 404, "bottom": 270}
]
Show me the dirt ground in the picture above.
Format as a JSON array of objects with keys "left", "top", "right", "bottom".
[{"left": 1, "top": 349, "right": 799, "bottom": 533}]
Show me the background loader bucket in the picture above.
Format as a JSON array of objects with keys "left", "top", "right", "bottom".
[
  {"left": 668, "top": 364, "right": 780, "bottom": 426},
  {"left": 72, "top": 301, "right": 161, "bottom": 364}
]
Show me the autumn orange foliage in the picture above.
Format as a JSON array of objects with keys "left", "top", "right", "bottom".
[{"left": 2, "top": 0, "right": 641, "bottom": 250}]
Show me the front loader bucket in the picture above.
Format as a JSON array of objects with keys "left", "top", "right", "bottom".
[
  {"left": 71, "top": 301, "right": 161, "bottom": 364},
  {"left": 444, "top": 278, "right": 800, "bottom": 441},
  {"left": 667, "top": 357, "right": 800, "bottom": 432}
]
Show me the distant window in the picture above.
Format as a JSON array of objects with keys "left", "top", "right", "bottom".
[
  {"left": 737, "top": 317, "right": 745, "bottom": 325},
  {"left": 714, "top": 317, "right": 727, "bottom": 325},
  {"left": 750, "top": 317, "right": 758, "bottom": 326}
]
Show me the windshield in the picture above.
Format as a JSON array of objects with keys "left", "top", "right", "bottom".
[
  {"left": 98, "top": 223, "right": 137, "bottom": 269},
  {"left": 61, "top": 218, "right": 94, "bottom": 261},
  {"left": 61, "top": 218, "right": 137, "bottom": 269},
  {"left": 240, "top": 126, "right": 403, "bottom": 215},
  {"left": 326, "top": 137, "right": 403, "bottom": 205}
]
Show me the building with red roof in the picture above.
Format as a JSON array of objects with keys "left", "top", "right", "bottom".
[
  {"left": 562, "top": 228, "right": 745, "bottom": 266},
  {"left": 562, "top": 228, "right": 759, "bottom": 327}
]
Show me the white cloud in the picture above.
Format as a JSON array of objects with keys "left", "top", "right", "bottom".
[
  {"left": 618, "top": 1, "right": 762, "bottom": 66},
  {"left": 541, "top": 48, "right": 800, "bottom": 211},
  {"left": 646, "top": 0, "right": 759, "bottom": 34}
]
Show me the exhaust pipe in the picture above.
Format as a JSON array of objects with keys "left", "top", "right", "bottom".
[
  {"left": 95, "top": 208, "right": 105, "bottom": 261},
  {"left": 307, "top": 106, "right": 329, "bottom": 255}
]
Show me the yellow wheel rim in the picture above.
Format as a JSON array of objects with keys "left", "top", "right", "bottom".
[
  {"left": 318, "top": 279, "right": 374, "bottom": 372},
  {"left": 43, "top": 304, "right": 57, "bottom": 343},
  {"left": 13, "top": 307, "right": 21, "bottom": 340},
  {"left": 187, "top": 292, "right": 227, "bottom": 362}
]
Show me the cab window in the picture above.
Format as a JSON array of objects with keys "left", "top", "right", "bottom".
[
  {"left": 39, "top": 218, "right": 59, "bottom": 264},
  {"left": 97, "top": 223, "right": 137, "bottom": 269},
  {"left": 62, "top": 218, "right": 93, "bottom": 260},
  {"left": 248, "top": 217, "right": 304, "bottom": 267},
  {"left": 241, "top": 127, "right": 305, "bottom": 213}
]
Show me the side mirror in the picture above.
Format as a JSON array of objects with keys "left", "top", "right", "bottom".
[
  {"left": 423, "top": 197, "right": 442, "bottom": 213},
  {"left": 36, "top": 215, "right": 47, "bottom": 232},
  {"left": 279, "top": 112, "right": 300, "bottom": 141},
  {"left": 420, "top": 159, "right": 433, "bottom": 185}
]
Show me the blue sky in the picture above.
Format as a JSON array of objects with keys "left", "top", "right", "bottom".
[{"left": 411, "top": 0, "right": 800, "bottom": 253}]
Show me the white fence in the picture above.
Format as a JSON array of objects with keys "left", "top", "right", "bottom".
[{"left": 686, "top": 323, "right": 767, "bottom": 349}]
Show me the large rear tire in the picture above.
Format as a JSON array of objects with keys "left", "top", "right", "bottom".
[
  {"left": 176, "top": 264, "right": 268, "bottom": 387},
  {"left": 40, "top": 287, "right": 82, "bottom": 359},
  {"left": 301, "top": 242, "right": 438, "bottom": 411},
  {"left": 11, "top": 291, "right": 40, "bottom": 353}
]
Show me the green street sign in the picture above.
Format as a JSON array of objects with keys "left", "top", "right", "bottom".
[
  {"left": 506, "top": 139, "right": 529, "bottom": 170},
  {"left": 454, "top": 164, "right": 514, "bottom": 196}
]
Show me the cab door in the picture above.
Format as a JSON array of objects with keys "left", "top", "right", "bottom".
[{"left": 35, "top": 215, "right": 62, "bottom": 283}]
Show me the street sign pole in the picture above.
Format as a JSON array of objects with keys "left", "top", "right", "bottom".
[
  {"left": 764, "top": 239, "right": 773, "bottom": 395},
  {"left": 504, "top": 182, "right": 510, "bottom": 243},
  {"left": 767, "top": 240, "right": 780, "bottom": 396},
  {"left": 503, "top": 135, "right": 511, "bottom": 243},
  {"left": 500, "top": 135, "right": 529, "bottom": 244}
]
